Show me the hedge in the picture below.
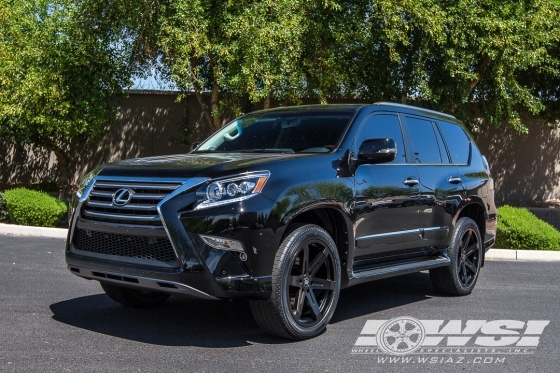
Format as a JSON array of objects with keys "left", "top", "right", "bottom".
[
  {"left": 496, "top": 205, "right": 560, "bottom": 251},
  {"left": 3, "top": 188, "right": 67, "bottom": 227},
  {"left": 0, "top": 191, "right": 8, "bottom": 222}
]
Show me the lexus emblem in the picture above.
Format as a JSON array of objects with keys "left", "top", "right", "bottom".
[{"left": 112, "top": 188, "right": 133, "bottom": 206}]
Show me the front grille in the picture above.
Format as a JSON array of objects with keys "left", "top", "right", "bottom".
[
  {"left": 82, "top": 180, "right": 181, "bottom": 226},
  {"left": 74, "top": 228, "right": 177, "bottom": 263}
]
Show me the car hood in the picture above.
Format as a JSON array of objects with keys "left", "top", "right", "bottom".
[{"left": 97, "top": 152, "right": 316, "bottom": 179}]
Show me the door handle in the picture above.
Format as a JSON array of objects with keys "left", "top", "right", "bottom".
[
  {"left": 448, "top": 176, "right": 462, "bottom": 184},
  {"left": 403, "top": 177, "right": 419, "bottom": 186}
]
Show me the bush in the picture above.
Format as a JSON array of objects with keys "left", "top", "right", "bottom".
[
  {"left": 3, "top": 188, "right": 67, "bottom": 227},
  {"left": 496, "top": 205, "right": 560, "bottom": 251},
  {"left": 0, "top": 191, "right": 8, "bottom": 222}
]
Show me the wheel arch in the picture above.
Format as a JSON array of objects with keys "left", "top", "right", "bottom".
[
  {"left": 283, "top": 205, "right": 352, "bottom": 287},
  {"left": 453, "top": 199, "right": 486, "bottom": 266}
]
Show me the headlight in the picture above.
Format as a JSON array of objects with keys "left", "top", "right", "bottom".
[
  {"left": 195, "top": 171, "right": 270, "bottom": 210},
  {"left": 75, "top": 166, "right": 103, "bottom": 200}
]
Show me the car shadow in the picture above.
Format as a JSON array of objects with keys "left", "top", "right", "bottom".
[
  {"left": 49, "top": 272, "right": 435, "bottom": 347},
  {"left": 330, "top": 271, "right": 435, "bottom": 323}
]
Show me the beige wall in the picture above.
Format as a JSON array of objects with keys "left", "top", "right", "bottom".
[
  {"left": 0, "top": 91, "right": 206, "bottom": 188},
  {"left": 476, "top": 120, "right": 560, "bottom": 202},
  {"left": 1, "top": 91, "right": 559, "bottom": 202}
]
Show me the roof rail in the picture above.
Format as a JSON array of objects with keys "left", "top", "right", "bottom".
[{"left": 373, "top": 102, "right": 456, "bottom": 119}]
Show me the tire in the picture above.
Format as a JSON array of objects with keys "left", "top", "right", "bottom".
[
  {"left": 250, "top": 224, "right": 341, "bottom": 340},
  {"left": 100, "top": 283, "right": 171, "bottom": 308},
  {"left": 430, "top": 217, "right": 483, "bottom": 296}
]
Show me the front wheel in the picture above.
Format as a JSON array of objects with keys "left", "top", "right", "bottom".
[
  {"left": 250, "top": 224, "right": 341, "bottom": 340},
  {"left": 100, "top": 283, "right": 171, "bottom": 307},
  {"left": 430, "top": 217, "right": 483, "bottom": 296}
]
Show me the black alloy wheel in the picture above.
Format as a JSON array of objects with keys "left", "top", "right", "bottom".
[
  {"left": 250, "top": 224, "right": 341, "bottom": 340},
  {"left": 456, "top": 226, "right": 480, "bottom": 287},
  {"left": 430, "top": 217, "right": 482, "bottom": 296},
  {"left": 286, "top": 233, "right": 338, "bottom": 327}
]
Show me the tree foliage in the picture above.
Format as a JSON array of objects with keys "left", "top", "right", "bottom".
[
  {"left": 155, "top": 0, "right": 560, "bottom": 133},
  {"left": 1, "top": 0, "right": 560, "bottom": 192},
  {"left": 157, "top": 0, "right": 317, "bottom": 131},
  {"left": 0, "top": 0, "right": 153, "bottom": 193}
]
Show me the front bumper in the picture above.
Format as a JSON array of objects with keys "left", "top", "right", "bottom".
[
  {"left": 65, "top": 176, "right": 282, "bottom": 300},
  {"left": 66, "top": 251, "right": 272, "bottom": 300}
]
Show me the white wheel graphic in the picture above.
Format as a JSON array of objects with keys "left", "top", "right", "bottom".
[{"left": 376, "top": 317, "right": 425, "bottom": 355}]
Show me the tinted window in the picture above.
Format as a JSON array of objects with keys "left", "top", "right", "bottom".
[
  {"left": 405, "top": 117, "right": 442, "bottom": 164},
  {"left": 196, "top": 109, "right": 355, "bottom": 153},
  {"left": 357, "top": 114, "right": 406, "bottom": 163},
  {"left": 438, "top": 121, "right": 471, "bottom": 164}
]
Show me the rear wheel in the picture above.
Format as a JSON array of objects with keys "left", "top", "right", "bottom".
[
  {"left": 250, "top": 224, "right": 341, "bottom": 340},
  {"left": 430, "top": 217, "right": 482, "bottom": 296},
  {"left": 100, "top": 283, "right": 170, "bottom": 307}
]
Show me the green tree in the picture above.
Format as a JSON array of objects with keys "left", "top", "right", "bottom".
[
  {"left": 157, "top": 0, "right": 339, "bottom": 131},
  {"left": 0, "top": 0, "right": 153, "bottom": 195},
  {"left": 1, "top": 0, "right": 560, "bottom": 196},
  {"left": 321, "top": 0, "right": 560, "bottom": 132}
]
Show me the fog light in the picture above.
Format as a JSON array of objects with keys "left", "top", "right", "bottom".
[{"left": 200, "top": 234, "right": 245, "bottom": 253}]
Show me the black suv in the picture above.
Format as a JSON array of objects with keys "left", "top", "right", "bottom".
[{"left": 66, "top": 102, "right": 497, "bottom": 340}]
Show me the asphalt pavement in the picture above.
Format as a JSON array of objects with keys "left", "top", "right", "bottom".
[{"left": 1, "top": 234, "right": 559, "bottom": 373}]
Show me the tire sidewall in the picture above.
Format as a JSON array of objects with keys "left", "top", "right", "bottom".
[{"left": 271, "top": 225, "right": 341, "bottom": 339}]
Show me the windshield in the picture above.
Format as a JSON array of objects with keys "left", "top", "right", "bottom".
[{"left": 194, "top": 107, "right": 357, "bottom": 154}]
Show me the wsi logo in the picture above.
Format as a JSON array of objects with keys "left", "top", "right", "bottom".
[{"left": 353, "top": 317, "right": 550, "bottom": 355}]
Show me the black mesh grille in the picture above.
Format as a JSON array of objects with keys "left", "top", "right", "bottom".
[{"left": 73, "top": 228, "right": 177, "bottom": 264}]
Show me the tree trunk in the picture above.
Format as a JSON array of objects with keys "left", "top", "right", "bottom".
[
  {"left": 401, "top": 81, "right": 408, "bottom": 104},
  {"left": 49, "top": 147, "right": 71, "bottom": 200},
  {"left": 470, "top": 56, "right": 491, "bottom": 90},
  {"left": 189, "top": 56, "right": 214, "bottom": 130},
  {"left": 264, "top": 94, "right": 272, "bottom": 109},
  {"left": 211, "top": 82, "right": 220, "bottom": 130}
]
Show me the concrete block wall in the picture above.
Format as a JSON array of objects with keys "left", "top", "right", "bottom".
[
  {"left": 527, "top": 208, "right": 560, "bottom": 231},
  {"left": 1, "top": 91, "right": 559, "bottom": 205}
]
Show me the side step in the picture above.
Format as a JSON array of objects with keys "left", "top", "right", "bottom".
[{"left": 348, "top": 255, "right": 450, "bottom": 286}]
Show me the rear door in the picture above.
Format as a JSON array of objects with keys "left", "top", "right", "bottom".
[{"left": 401, "top": 115, "right": 465, "bottom": 251}]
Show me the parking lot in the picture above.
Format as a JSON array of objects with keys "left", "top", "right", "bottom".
[{"left": 1, "top": 234, "right": 559, "bottom": 373}]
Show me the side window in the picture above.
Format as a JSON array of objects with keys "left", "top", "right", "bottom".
[
  {"left": 356, "top": 114, "right": 406, "bottom": 164},
  {"left": 438, "top": 121, "right": 471, "bottom": 165},
  {"left": 405, "top": 117, "right": 443, "bottom": 164}
]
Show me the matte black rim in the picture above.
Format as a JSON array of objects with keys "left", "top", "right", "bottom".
[
  {"left": 457, "top": 227, "right": 480, "bottom": 287},
  {"left": 286, "top": 239, "right": 337, "bottom": 327}
]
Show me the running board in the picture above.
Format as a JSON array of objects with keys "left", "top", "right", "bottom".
[{"left": 348, "top": 255, "right": 450, "bottom": 286}]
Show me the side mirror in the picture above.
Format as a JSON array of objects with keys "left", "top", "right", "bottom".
[
  {"left": 191, "top": 141, "right": 201, "bottom": 151},
  {"left": 356, "top": 138, "right": 397, "bottom": 165}
]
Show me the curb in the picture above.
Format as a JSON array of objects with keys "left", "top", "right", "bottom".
[
  {"left": 0, "top": 223, "right": 68, "bottom": 239},
  {"left": 486, "top": 248, "right": 560, "bottom": 262},
  {"left": 1, "top": 224, "right": 560, "bottom": 261}
]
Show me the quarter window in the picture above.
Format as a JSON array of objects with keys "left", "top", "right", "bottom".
[{"left": 438, "top": 121, "right": 471, "bottom": 165}]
